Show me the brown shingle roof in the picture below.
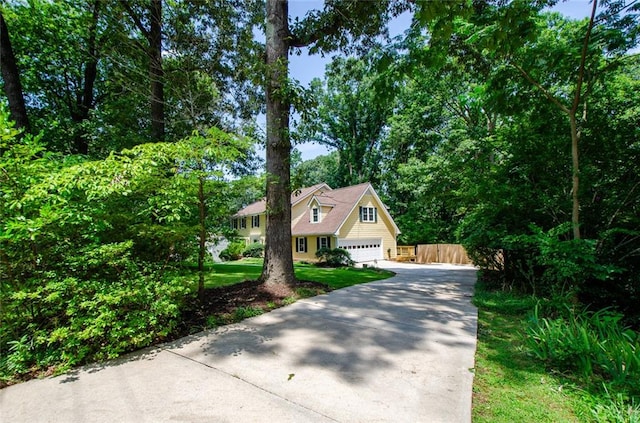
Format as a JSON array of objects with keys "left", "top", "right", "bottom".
[
  {"left": 233, "top": 182, "right": 330, "bottom": 217},
  {"left": 292, "top": 182, "right": 371, "bottom": 236}
]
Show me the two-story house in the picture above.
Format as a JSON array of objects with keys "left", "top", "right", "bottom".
[{"left": 232, "top": 182, "right": 400, "bottom": 262}]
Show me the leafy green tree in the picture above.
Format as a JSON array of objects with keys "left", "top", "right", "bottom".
[
  {"left": 1, "top": 0, "right": 264, "bottom": 155},
  {"left": 297, "top": 57, "right": 394, "bottom": 187},
  {"left": 291, "top": 150, "right": 340, "bottom": 189},
  {"left": 3, "top": 0, "right": 107, "bottom": 153}
]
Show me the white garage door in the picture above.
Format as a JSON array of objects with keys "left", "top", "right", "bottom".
[{"left": 338, "top": 238, "right": 383, "bottom": 262}]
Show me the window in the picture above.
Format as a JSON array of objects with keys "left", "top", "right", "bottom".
[
  {"left": 296, "top": 237, "right": 307, "bottom": 253},
  {"left": 318, "top": 236, "right": 330, "bottom": 250},
  {"left": 251, "top": 215, "right": 260, "bottom": 228},
  {"left": 360, "top": 206, "right": 377, "bottom": 223},
  {"left": 311, "top": 207, "right": 319, "bottom": 223},
  {"left": 240, "top": 217, "right": 247, "bottom": 229},
  {"left": 231, "top": 218, "right": 238, "bottom": 229}
]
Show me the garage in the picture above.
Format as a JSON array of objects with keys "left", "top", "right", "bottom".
[{"left": 337, "top": 238, "right": 383, "bottom": 262}]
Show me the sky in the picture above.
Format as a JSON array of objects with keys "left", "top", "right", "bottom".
[{"left": 267, "top": 1, "right": 594, "bottom": 161}]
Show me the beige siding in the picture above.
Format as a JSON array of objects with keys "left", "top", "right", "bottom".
[
  {"left": 292, "top": 187, "right": 324, "bottom": 227},
  {"left": 292, "top": 235, "right": 337, "bottom": 261},
  {"left": 291, "top": 199, "right": 310, "bottom": 227},
  {"left": 236, "top": 214, "right": 266, "bottom": 245},
  {"left": 338, "top": 194, "right": 397, "bottom": 259}
]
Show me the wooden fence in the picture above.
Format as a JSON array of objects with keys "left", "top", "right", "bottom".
[{"left": 415, "top": 244, "right": 472, "bottom": 265}]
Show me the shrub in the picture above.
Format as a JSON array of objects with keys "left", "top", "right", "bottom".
[
  {"left": 242, "top": 242, "right": 264, "bottom": 258},
  {"left": 0, "top": 242, "right": 189, "bottom": 383},
  {"left": 315, "top": 247, "right": 354, "bottom": 267},
  {"left": 219, "top": 240, "right": 245, "bottom": 261}
]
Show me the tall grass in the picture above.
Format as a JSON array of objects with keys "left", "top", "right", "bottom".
[{"left": 526, "top": 305, "right": 640, "bottom": 421}]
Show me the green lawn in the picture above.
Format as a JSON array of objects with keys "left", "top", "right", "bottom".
[
  {"left": 181, "top": 258, "right": 395, "bottom": 290},
  {"left": 472, "top": 283, "right": 589, "bottom": 422}
]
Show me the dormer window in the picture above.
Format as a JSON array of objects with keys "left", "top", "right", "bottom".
[{"left": 312, "top": 207, "right": 319, "bottom": 223}]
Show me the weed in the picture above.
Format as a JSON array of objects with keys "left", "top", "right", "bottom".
[
  {"left": 295, "top": 287, "right": 325, "bottom": 298},
  {"left": 233, "top": 306, "right": 264, "bottom": 321},
  {"left": 282, "top": 296, "right": 296, "bottom": 305}
]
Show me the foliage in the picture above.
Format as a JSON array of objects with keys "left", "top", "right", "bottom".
[
  {"left": 290, "top": 149, "right": 340, "bottom": 190},
  {"left": 0, "top": 110, "right": 253, "bottom": 381},
  {"left": 296, "top": 56, "right": 395, "bottom": 187},
  {"left": 2, "top": 245, "right": 188, "bottom": 378},
  {"left": 315, "top": 247, "right": 354, "bottom": 267},
  {"left": 242, "top": 242, "right": 265, "bottom": 258},
  {"left": 473, "top": 279, "right": 640, "bottom": 422},
  {"left": 220, "top": 240, "right": 246, "bottom": 261},
  {"left": 1, "top": 0, "right": 264, "bottom": 155},
  {"left": 500, "top": 224, "right": 621, "bottom": 296},
  {"left": 526, "top": 305, "right": 640, "bottom": 395},
  {"left": 586, "top": 386, "right": 640, "bottom": 423}
]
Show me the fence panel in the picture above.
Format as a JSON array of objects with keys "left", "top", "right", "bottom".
[{"left": 415, "top": 244, "right": 472, "bottom": 265}]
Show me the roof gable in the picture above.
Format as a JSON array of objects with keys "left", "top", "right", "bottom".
[
  {"left": 234, "top": 182, "right": 331, "bottom": 217},
  {"left": 292, "top": 182, "right": 372, "bottom": 236}
]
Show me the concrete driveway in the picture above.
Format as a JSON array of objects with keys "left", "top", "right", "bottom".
[{"left": 0, "top": 262, "right": 478, "bottom": 423}]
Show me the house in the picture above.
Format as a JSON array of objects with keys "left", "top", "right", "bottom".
[{"left": 231, "top": 182, "right": 400, "bottom": 262}]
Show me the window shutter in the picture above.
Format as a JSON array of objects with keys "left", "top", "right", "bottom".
[
  {"left": 316, "top": 237, "right": 320, "bottom": 251},
  {"left": 359, "top": 206, "right": 363, "bottom": 221},
  {"left": 328, "top": 237, "right": 331, "bottom": 249},
  {"left": 374, "top": 208, "right": 378, "bottom": 223},
  {"left": 304, "top": 237, "right": 308, "bottom": 252},
  {"left": 295, "top": 238, "right": 299, "bottom": 253}
]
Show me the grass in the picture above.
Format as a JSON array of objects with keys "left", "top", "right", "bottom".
[
  {"left": 180, "top": 258, "right": 395, "bottom": 290},
  {"left": 472, "top": 282, "right": 586, "bottom": 422}
]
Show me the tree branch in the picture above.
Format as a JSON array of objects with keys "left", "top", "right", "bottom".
[
  {"left": 119, "top": 0, "right": 151, "bottom": 40},
  {"left": 510, "top": 62, "right": 571, "bottom": 115}
]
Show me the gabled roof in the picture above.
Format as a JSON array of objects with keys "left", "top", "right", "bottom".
[
  {"left": 292, "top": 182, "right": 400, "bottom": 237},
  {"left": 233, "top": 182, "right": 330, "bottom": 217},
  {"left": 233, "top": 182, "right": 400, "bottom": 237}
]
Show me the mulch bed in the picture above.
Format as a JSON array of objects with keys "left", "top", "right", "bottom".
[{"left": 175, "top": 279, "right": 331, "bottom": 337}]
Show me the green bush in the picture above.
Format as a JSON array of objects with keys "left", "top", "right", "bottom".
[
  {"left": 1, "top": 242, "right": 189, "bottom": 382},
  {"left": 220, "top": 240, "right": 245, "bottom": 261},
  {"left": 242, "top": 242, "right": 264, "bottom": 258},
  {"left": 315, "top": 247, "right": 354, "bottom": 267}
]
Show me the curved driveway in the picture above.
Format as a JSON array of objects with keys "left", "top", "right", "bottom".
[{"left": 0, "top": 262, "right": 478, "bottom": 423}]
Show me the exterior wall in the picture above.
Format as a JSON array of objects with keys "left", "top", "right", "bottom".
[
  {"left": 291, "top": 235, "right": 337, "bottom": 262},
  {"left": 236, "top": 214, "right": 266, "bottom": 245},
  {"left": 337, "top": 193, "right": 397, "bottom": 259},
  {"left": 291, "top": 187, "right": 324, "bottom": 227}
]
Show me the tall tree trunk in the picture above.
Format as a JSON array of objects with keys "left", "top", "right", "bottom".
[
  {"left": 0, "top": 12, "right": 30, "bottom": 132},
  {"left": 260, "top": 0, "right": 296, "bottom": 290},
  {"left": 149, "top": 0, "right": 164, "bottom": 141},
  {"left": 120, "top": 0, "right": 164, "bottom": 141},
  {"left": 71, "top": 0, "right": 100, "bottom": 155},
  {"left": 569, "top": 113, "right": 581, "bottom": 240}
]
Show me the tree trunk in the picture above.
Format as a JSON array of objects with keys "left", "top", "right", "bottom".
[
  {"left": 569, "top": 113, "right": 581, "bottom": 239},
  {"left": 198, "top": 176, "right": 206, "bottom": 301},
  {"left": 260, "top": 0, "right": 296, "bottom": 291},
  {"left": 149, "top": 0, "right": 164, "bottom": 141},
  {"left": 71, "top": 0, "right": 100, "bottom": 155},
  {"left": 0, "top": 12, "right": 30, "bottom": 132}
]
